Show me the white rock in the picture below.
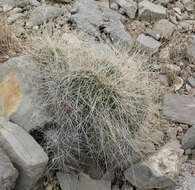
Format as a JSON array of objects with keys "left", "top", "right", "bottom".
[
  {"left": 124, "top": 141, "right": 184, "bottom": 189},
  {"left": 0, "top": 118, "right": 48, "bottom": 190},
  {"left": 182, "top": 125, "right": 195, "bottom": 149},
  {"left": 138, "top": 0, "right": 166, "bottom": 21}
]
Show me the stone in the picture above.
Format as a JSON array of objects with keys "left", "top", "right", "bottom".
[
  {"left": 138, "top": 0, "right": 166, "bottom": 22},
  {"left": 8, "top": 13, "right": 24, "bottom": 25},
  {"left": 54, "top": 0, "right": 72, "bottom": 2},
  {"left": 188, "top": 77, "right": 195, "bottom": 88},
  {"left": 114, "top": 0, "right": 137, "bottom": 19},
  {"left": 152, "top": 19, "right": 176, "bottom": 39},
  {"left": 110, "top": 2, "right": 119, "bottom": 10},
  {"left": 124, "top": 141, "right": 183, "bottom": 189},
  {"left": 69, "top": 0, "right": 134, "bottom": 51},
  {"left": 0, "top": 0, "right": 40, "bottom": 11},
  {"left": 78, "top": 173, "right": 111, "bottom": 190},
  {"left": 186, "top": 36, "right": 195, "bottom": 64},
  {"left": 145, "top": 28, "right": 160, "bottom": 40},
  {"left": 163, "top": 93, "right": 195, "bottom": 125},
  {"left": 182, "top": 126, "right": 195, "bottom": 149},
  {"left": 0, "top": 56, "right": 50, "bottom": 131},
  {"left": 121, "top": 184, "right": 133, "bottom": 190},
  {"left": 137, "top": 33, "right": 161, "bottom": 53},
  {"left": 57, "top": 172, "right": 78, "bottom": 190},
  {"left": 29, "top": 6, "right": 64, "bottom": 26},
  {"left": 0, "top": 118, "right": 48, "bottom": 190},
  {"left": 112, "top": 185, "right": 120, "bottom": 190},
  {"left": 0, "top": 148, "right": 18, "bottom": 190}
]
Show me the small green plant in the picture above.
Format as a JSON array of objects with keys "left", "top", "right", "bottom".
[{"left": 28, "top": 31, "right": 158, "bottom": 173}]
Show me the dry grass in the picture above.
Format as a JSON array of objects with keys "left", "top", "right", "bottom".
[
  {"left": 27, "top": 30, "right": 159, "bottom": 173},
  {"left": 0, "top": 16, "right": 21, "bottom": 58}
]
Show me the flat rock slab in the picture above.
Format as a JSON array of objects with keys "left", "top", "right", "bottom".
[
  {"left": 124, "top": 141, "right": 183, "bottom": 189},
  {"left": 186, "top": 36, "right": 195, "bottom": 64},
  {"left": 0, "top": 148, "right": 18, "bottom": 190},
  {"left": 163, "top": 93, "right": 195, "bottom": 125},
  {"left": 0, "top": 118, "right": 48, "bottom": 190},
  {"left": 182, "top": 125, "right": 195, "bottom": 149},
  {"left": 0, "top": 56, "right": 50, "bottom": 131}
]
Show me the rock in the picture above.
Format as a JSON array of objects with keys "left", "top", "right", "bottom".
[
  {"left": 0, "top": 56, "right": 50, "bottom": 131},
  {"left": 69, "top": 0, "right": 134, "bottom": 51},
  {"left": 29, "top": 6, "right": 64, "bottom": 26},
  {"left": 54, "top": 0, "right": 72, "bottom": 2},
  {"left": 114, "top": 0, "right": 137, "bottom": 19},
  {"left": 57, "top": 172, "right": 78, "bottom": 190},
  {"left": 8, "top": 13, "right": 24, "bottom": 25},
  {"left": 152, "top": 19, "right": 176, "bottom": 39},
  {"left": 0, "top": 148, "right": 18, "bottom": 190},
  {"left": 182, "top": 126, "right": 195, "bottom": 149},
  {"left": 163, "top": 93, "right": 195, "bottom": 125},
  {"left": 186, "top": 37, "right": 195, "bottom": 64},
  {"left": 187, "top": 76, "right": 195, "bottom": 88},
  {"left": 124, "top": 141, "right": 183, "bottom": 189},
  {"left": 138, "top": 0, "right": 166, "bottom": 22},
  {"left": 137, "top": 33, "right": 161, "bottom": 53},
  {"left": 145, "top": 28, "right": 160, "bottom": 40},
  {"left": 78, "top": 173, "right": 111, "bottom": 190},
  {"left": 110, "top": 2, "right": 119, "bottom": 10},
  {"left": 121, "top": 184, "right": 133, "bottom": 190},
  {"left": 0, "top": 118, "right": 48, "bottom": 190},
  {"left": 112, "top": 185, "right": 120, "bottom": 190},
  {"left": 0, "top": 0, "right": 40, "bottom": 11}
]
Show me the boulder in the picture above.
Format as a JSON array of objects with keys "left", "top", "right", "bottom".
[
  {"left": 182, "top": 125, "right": 195, "bottom": 149},
  {"left": 163, "top": 93, "right": 195, "bottom": 125},
  {"left": 0, "top": 56, "right": 50, "bottom": 131},
  {"left": 0, "top": 148, "right": 18, "bottom": 190},
  {"left": 137, "top": 33, "right": 161, "bottom": 53},
  {"left": 138, "top": 0, "right": 166, "bottom": 22},
  {"left": 29, "top": 6, "right": 64, "bottom": 26},
  {"left": 0, "top": 118, "right": 48, "bottom": 190},
  {"left": 124, "top": 141, "right": 183, "bottom": 189},
  {"left": 152, "top": 19, "right": 176, "bottom": 39},
  {"left": 69, "top": 0, "right": 134, "bottom": 50}
]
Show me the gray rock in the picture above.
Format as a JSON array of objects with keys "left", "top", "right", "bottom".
[
  {"left": 69, "top": 0, "right": 134, "bottom": 51},
  {"left": 0, "top": 118, "right": 48, "bottom": 190},
  {"left": 0, "top": 0, "right": 40, "bottom": 11},
  {"left": 145, "top": 28, "right": 160, "bottom": 40},
  {"left": 110, "top": 2, "right": 119, "bottom": 10},
  {"left": 114, "top": 0, "right": 137, "bottom": 19},
  {"left": 0, "top": 56, "right": 50, "bottom": 131},
  {"left": 124, "top": 141, "right": 183, "bottom": 189},
  {"left": 186, "top": 37, "right": 195, "bottom": 64},
  {"left": 0, "top": 148, "right": 18, "bottom": 190},
  {"left": 121, "top": 184, "right": 133, "bottom": 190},
  {"left": 29, "top": 6, "right": 64, "bottom": 26},
  {"left": 137, "top": 33, "right": 161, "bottom": 53},
  {"left": 152, "top": 19, "right": 176, "bottom": 39},
  {"left": 54, "top": 0, "right": 72, "bottom": 2},
  {"left": 112, "top": 185, "right": 120, "bottom": 190},
  {"left": 138, "top": 0, "right": 166, "bottom": 21},
  {"left": 182, "top": 126, "right": 195, "bottom": 149},
  {"left": 163, "top": 93, "right": 195, "bottom": 125},
  {"left": 188, "top": 76, "right": 195, "bottom": 88},
  {"left": 57, "top": 172, "right": 79, "bottom": 190},
  {"left": 8, "top": 13, "right": 24, "bottom": 24},
  {"left": 78, "top": 173, "right": 111, "bottom": 190}
]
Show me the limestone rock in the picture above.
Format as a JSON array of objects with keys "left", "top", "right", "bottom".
[
  {"left": 137, "top": 33, "right": 161, "bottom": 53},
  {"left": 138, "top": 0, "right": 166, "bottom": 22},
  {"left": 0, "top": 56, "right": 50, "bottom": 131},
  {"left": 0, "top": 118, "right": 48, "bottom": 190},
  {"left": 0, "top": 148, "right": 18, "bottom": 190},
  {"left": 124, "top": 141, "right": 183, "bottom": 189},
  {"left": 182, "top": 125, "right": 195, "bottom": 149},
  {"left": 152, "top": 19, "right": 176, "bottom": 39},
  {"left": 163, "top": 93, "right": 195, "bottom": 125},
  {"left": 29, "top": 6, "right": 64, "bottom": 26}
]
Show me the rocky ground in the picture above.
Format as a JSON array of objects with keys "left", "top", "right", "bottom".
[{"left": 0, "top": 0, "right": 195, "bottom": 189}]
